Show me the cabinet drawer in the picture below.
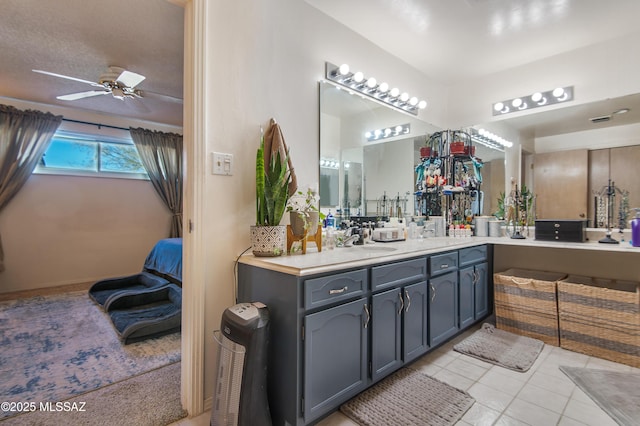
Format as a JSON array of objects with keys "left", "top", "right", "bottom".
[
  {"left": 371, "top": 258, "right": 427, "bottom": 292},
  {"left": 429, "top": 252, "right": 458, "bottom": 276},
  {"left": 304, "top": 269, "right": 367, "bottom": 309},
  {"left": 459, "top": 245, "right": 487, "bottom": 267}
]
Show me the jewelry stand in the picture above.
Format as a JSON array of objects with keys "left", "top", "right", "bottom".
[
  {"left": 508, "top": 184, "right": 526, "bottom": 239},
  {"left": 596, "top": 180, "right": 623, "bottom": 244},
  {"left": 287, "top": 225, "right": 322, "bottom": 254}
]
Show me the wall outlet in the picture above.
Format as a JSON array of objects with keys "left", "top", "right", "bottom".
[{"left": 212, "top": 152, "right": 233, "bottom": 176}]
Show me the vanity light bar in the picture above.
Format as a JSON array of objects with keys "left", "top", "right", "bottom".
[
  {"left": 492, "top": 86, "right": 574, "bottom": 116},
  {"left": 365, "top": 123, "right": 410, "bottom": 142},
  {"left": 319, "top": 158, "right": 339, "bottom": 169},
  {"left": 468, "top": 128, "right": 511, "bottom": 152},
  {"left": 326, "top": 62, "right": 427, "bottom": 116}
]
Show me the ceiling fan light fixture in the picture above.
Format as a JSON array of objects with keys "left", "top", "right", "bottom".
[{"left": 111, "top": 87, "right": 125, "bottom": 100}]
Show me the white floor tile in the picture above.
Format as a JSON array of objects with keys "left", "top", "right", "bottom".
[
  {"left": 478, "top": 368, "right": 526, "bottom": 396},
  {"left": 503, "top": 398, "right": 561, "bottom": 426},
  {"left": 562, "top": 398, "right": 619, "bottom": 426},
  {"left": 467, "top": 382, "right": 515, "bottom": 413},
  {"left": 527, "top": 369, "right": 576, "bottom": 397},
  {"left": 493, "top": 414, "right": 531, "bottom": 426},
  {"left": 516, "top": 381, "right": 569, "bottom": 414},
  {"left": 446, "top": 357, "right": 490, "bottom": 381},
  {"left": 315, "top": 411, "right": 359, "bottom": 426},
  {"left": 433, "top": 367, "right": 476, "bottom": 391},
  {"left": 422, "top": 349, "right": 458, "bottom": 368},
  {"left": 460, "top": 402, "right": 501, "bottom": 426}
]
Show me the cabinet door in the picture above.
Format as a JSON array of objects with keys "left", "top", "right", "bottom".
[
  {"left": 474, "top": 262, "right": 489, "bottom": 319},
  {"left": 304, "top": 298, "right": 369, "bottom": 422},
  {"left": 403, "top": 281, "right": 429, "bottom": 363},
  {"left": 429, "top": 271, "right": 459, "bottom": 347},
  {"left": 459, "top": 266, "right": 475, "bottom": 329},
  {"left": 371, "top": 289, "right": 402, "bottom": 382}
]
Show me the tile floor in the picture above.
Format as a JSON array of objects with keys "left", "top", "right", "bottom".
[{"left": 172, "top": 326, "right": 638, "bottom": 426}]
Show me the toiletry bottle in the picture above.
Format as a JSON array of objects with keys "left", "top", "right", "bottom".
[
  {"left": 326, "top": 210, "right": 335, "bottom": 229},
  {"left": 408, "top": 219, "right": 417, "bottom": 239},
  {"left": 631, "top": 208, "right": 640, "bottom": 247}
]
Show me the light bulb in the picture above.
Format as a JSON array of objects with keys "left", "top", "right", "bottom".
[
  {"left": 400, "top": 92, "right": 409, "bottom": 102},
  {"left": 531, "top": 92, "right": 542, "bottom": 102},
  {"left": 366, "top": 77, "right": 377, "bottom": 88},
  {"left": 512, "top": 98, "right": 522, "bottom": 108},
  {"left": 418, "top": 100, "right": 427, "bottom": 109},
  {"left": 365, "top": 131, "right": 372, "bottom": 138},
  {"left": 375, "top": 129, "right": 382, "bottom": 137},
  {"left": 395, "top": 125, "right": 403, "bottom": 133},
  {"left": 409, "top": 97, "right": 418, "bottom": 106},
  {"left": 353, "top": 71, "right": 364, "bottom": 83},
  {"left": 552, "top": 87, "right": 564, "bottom": 98},
  {"left": 479, "top": 128, "right": 487, "bottom": 136},
  {"left": 338, "top": 64, "right": 350, "bottom": 75},
  {"left": 344, "top": 162, "right": 350, "bottom": 169},
  {"left": 390, "top": 88, "right": 400, "bottom": 98},
  {"left": 384, "top": 128, "right": 392, "bottom": 135},
  {"left": 378, "top": 82, "right": 389, "bottom": 93},
  {"left": 494, "top": 102, "right": 504, "bottom": 112}
]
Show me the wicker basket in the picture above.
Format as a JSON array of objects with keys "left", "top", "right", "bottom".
[
  {"left": 494, "top": 268, "right": 567, "bottom": 346},
  {"left": 557, "top": 275, "right": 639, "bottom": 368}
]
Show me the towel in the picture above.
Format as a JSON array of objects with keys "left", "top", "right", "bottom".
[{"left": 264, "top": 118, "right": 298, "bottom": 196}]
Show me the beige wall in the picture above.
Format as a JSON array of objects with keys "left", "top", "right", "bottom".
[{"left": 0, "top": 174, "right": 171, "bottom": 293}]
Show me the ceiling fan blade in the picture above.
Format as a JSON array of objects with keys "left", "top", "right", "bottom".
[
  {"left": 57, "top": 90, "right": 110, "bottom": 101},
  {"left": 140, "top": 90, "right": 183, "bottom": 104},
  {"left": 116, "top": 70, "right": 146, "bottom": 88},
  {"left": 33, "top": 69, "right": 102, "bottom": 87}
]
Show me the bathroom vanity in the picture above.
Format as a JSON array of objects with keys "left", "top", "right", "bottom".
[{"left": 237, "top": 239, "right": 493, "bottom": 426}]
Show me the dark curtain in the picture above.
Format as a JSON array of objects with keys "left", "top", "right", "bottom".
[
  {"left": 0, "top": 105, "right": 62, "bottom": 272},
  {"left": 130, "top": 127, "right": 183, "bottom": 238}
]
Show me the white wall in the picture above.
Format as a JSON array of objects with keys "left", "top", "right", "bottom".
[{"left": 200, "top": 0, "right": 447, "bottom": 402}]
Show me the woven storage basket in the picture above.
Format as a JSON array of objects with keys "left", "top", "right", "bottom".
[
  {"left": 494, "top": 268, "right": 567, "bottom": 346},
  {"left": 557, "top": 275, "right": 639, "bottom": 368}
]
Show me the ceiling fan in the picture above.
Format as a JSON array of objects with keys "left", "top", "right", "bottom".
[{"left": 32, "top": 66, "right": 182, "bottom": 104}]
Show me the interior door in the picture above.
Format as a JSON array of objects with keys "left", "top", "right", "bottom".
[{"left": 533, "top": 149, "right": 588, "bottom": 219}]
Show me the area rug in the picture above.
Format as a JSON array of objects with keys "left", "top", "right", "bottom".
[
  {"left": 3, "top": 362, "right": 186, "bottom": 426},
  {"left": 559, "top": 366, "right": 640, "bottom": 426},
  {"left": 340, "top": 367, "right": 474, "bottom": 426},
  {"left": 0, "top": 290, "right": 181, "bottom": 420},
  {"left": 453, "top": 323, "right": 544, "bottom": 372}
]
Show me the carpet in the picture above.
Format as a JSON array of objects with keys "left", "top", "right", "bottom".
[
  {"left": 0, "top": 290, "right": 181, "bottom": 420},
  {"left": 559, "top": 366, "right": 640, "bottom": 426},
  {"left": 340, "top": 367, "right": 474, "bottom": 426},
  {"left": 3, "top": 362, "right": 186, "bottom": 426},
  {"left": 453, "top": 323, "right": 544, "bottom": 372}
]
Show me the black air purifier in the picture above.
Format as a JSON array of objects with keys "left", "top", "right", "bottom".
[{"left": 211, "top": 302, "right": 271, "bottom": 426}]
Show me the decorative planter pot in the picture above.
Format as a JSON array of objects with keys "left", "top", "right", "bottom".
[
  {"left": 250, "top": 225, "right": 286, "bottom": 257},
  {"left": 289, "top": 211, "right": 320, "bottom": 238}
]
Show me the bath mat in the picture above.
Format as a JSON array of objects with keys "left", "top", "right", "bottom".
[
  {"left": 453, "top": 323, "right": 544, "bottom": 372},
  {"left": 560, "top": 366, "right": 640, "bottom": 426},
  {"left": 340, "top": 367, "right": 474, "bottom": 426}
]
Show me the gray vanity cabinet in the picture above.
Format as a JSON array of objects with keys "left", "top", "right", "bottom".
[
  {"left": 370, "top": 258, "right": 428, "bottom": 382},
  {"left": 429, "top": 252, "right": 459, "bottom": 347},
  {"left": 459, "top": 246, "right": 490, "bottom": 328},
  {"left": 303, "top": 297, "right": 369, "bottom": 422}
]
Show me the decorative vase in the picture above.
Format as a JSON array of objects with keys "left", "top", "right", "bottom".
[
  {"left": 250, "top": 225, "right": 287, "bottom": 257},
  {"left": 289, "top": 211, "right": 320, "bottom": 238}
]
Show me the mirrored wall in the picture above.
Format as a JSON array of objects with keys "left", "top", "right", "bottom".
[{"left": 320, "top": 81, "right": 507, "bottom": 220}]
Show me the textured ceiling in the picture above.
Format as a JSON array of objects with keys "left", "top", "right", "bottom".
[{"left": 0, "top": 0, "right": 184, "bottom": 127}]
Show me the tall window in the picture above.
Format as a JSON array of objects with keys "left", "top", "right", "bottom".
[{"left": 35, "top": 132, "right": 148, "bottom": 179}]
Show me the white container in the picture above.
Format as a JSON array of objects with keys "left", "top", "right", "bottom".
[
  {"left": 489, "top": 220, "right": 504, "bottom": 237},
  {"left": 474, "top": 216, "right": 491, "bottom": 237}
]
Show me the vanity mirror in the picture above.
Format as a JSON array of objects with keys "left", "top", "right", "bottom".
[
  {"left": 320, "top": 80, "right": 507, "bottom": 221},
  {"left": 476, "top": 92, "right": 640, "bottom": 225}
]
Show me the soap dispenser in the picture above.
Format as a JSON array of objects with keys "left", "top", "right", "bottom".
[{"left": 631, "top": 208, "right": 640, "bottom": 247}]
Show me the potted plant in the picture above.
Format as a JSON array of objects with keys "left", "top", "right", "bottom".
[
  {"left": 251, "top": 132, "right": 292, "bottom": 257},
  {"left": 286, "top": 186, "right": 324, "bottom": 238}
]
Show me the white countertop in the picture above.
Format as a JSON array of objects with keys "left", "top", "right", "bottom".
[{"left": 238, "top": 235, "right": 640, "bottom": 276}]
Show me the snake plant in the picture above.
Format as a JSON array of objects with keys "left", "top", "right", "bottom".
[{"left": 256, "top": 133, "right": 291, "bottom": 226}]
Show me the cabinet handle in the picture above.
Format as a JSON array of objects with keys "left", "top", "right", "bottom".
[
  {"left": 430, "top": 284, "right": 436, "bottom": 302},
  {"left": 329, "top": 286, "right": 348, "bottom": 295},
  {"left": 440, "top": 264, "right": 449, "bottom": 269},
  {"left": 404, "top": 289, "right": 411, "bottom": 313},
  {"left": 398, "top": 292, "right": 404, "bottom": 315},
  {"left": 363, "top": 303, "right": 370, "bottom": 329}
]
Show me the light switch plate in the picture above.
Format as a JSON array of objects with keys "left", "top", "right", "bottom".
[{"left": 212, "top": 152, "right": 233, "bottom": 176}]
